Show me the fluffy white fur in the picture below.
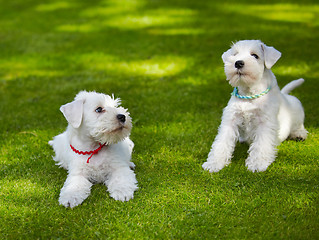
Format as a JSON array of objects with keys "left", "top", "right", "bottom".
[
  {"left": 203, "top": 40, "right": 308, "bottom": 173},
  {"left": 49, "top": 91, "right": 138, "bottom": 208}
]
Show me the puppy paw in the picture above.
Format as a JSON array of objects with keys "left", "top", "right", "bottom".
[
  {"left": 290, "top": 128, "right": 308, "bottom": 141},
  {"left": 129, "top": 161, "right": 136, "bottom": 170},
  {"left": 245, "top": 158, "right": 271, "bottom": 172},
  {"left": 109, "top": 188, "right": 135, "bottom": 202},
  {"left": 106, "top": 168, "right": 138, "bottom": 201},
  {"left": 202, "top": 161, "right": 226, "bottom": 173},
  {"left": 108, "top": 181, "right": 138, "bottom": 202},
  {"left": 58, "top": 176, "right": 92, "bottom": 208},
  {"left": 59, "top": 193, "right": 86, "bottom": 208},
  {"left": 294, "top": 137, "right": 305, "bottom": 142}
]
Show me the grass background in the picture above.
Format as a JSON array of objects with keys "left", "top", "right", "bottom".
[{"left": 0, "top": 0, "right": 318, "bottom": 239}]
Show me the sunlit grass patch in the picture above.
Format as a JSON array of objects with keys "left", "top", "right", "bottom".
[
  {"left": 70, "top": 52, "right": 191, "bottom": 77},
  {"left": 78, "top": 1, "right": 197, "bottom": 31},
  {"left": 1, "top": 179, "right": 46, "bottom": 197},
  {"left": 220, "top": 4, "right": 319, "bottom": 25},
  {"left": 120, "top": 57, "right": 188, "bottom": 77},
  {"left": 176, "top": 76, "right": 207, "bottom": 86},
  {"left": 103, "top": 9, "right": 197, "bottom": 29},
  {"left": 56, "top": 23, "right": 99, "bottom": 33},
  {"left": 148, "top": 28, "right": 205, "bottom": 35},
  {"left": 81, "top": 0, "right": 146, "bottom": 17},
  {"left": 35, "top": 2, "right": 74, "bottom": 12},
  {"left": 275, "top": 62, "right": 310, "bottom": 76},
  {"left": 0, "top": 56, "right": 64, "bottom": 80}
]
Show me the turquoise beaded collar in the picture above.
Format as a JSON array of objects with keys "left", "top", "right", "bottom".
[{"left": 231, "top": 86, "right": 271, "bottom": 99}]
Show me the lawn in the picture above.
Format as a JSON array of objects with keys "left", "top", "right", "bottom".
[{"left": 0, "top": 0, "right": 318, "bottom": 239}]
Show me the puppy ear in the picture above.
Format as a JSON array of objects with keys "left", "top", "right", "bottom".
[
  {"left": 60, "top": 99, "right": 84, "bottom": 128},
  {"left": 262, "top": 44, "right": 281, "bottom": 69},
  {"left": 222, "top": 48, "right": 232, "bottom": 63}
]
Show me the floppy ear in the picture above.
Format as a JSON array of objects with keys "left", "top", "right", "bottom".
[
  {"left": 262, "top": 44, "right": 281, "bottom": 69},
  {"left": 222, "top": 48, "right": 232, "bottom": 63},
  {"left": 60, "top": 99, "right": 84, "bottom": 128}
]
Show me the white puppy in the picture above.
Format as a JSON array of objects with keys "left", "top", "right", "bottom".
[
  {"left": 49, "top": 91, "right": 138, "bottom": 208},
  {"left": 203, "top": 40, "right": 307, "bottom": 173}
]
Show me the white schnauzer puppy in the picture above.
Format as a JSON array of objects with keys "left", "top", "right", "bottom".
[
  {"left": 203, "top": 40, "right": 307, "bottom": 173},
  {"left": 49, "top": 91, "right": 138, "bottom": 208}
]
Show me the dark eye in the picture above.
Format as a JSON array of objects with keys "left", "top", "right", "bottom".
[
  {"left": 251, "top": 53, "right": 259, "bottom": 59},
  {"left": 95, "top": 107, "right": 103, "bottom": 113}
]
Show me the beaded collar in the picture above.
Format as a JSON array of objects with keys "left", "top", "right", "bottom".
[{"left": 231, "top": 86, "right": 271, "bottom": 99}]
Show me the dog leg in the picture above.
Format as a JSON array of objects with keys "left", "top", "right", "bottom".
[
  {"left": 105, "top": 167, "right": 138, "bottom": 201},
  {"left": 245, "top": 122, "right": 279, "bottom": 172},
  {"left": 202, "top": 110, "right": 239, "bottom": 172},
  {"left": 59, "top": 175, "right": 92, "bottom": 208}
]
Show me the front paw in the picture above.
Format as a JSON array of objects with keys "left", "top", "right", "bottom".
[
  {"left": 106, "top": 168, "right": 138, "bottom": 202},
  {"left": 245, "top": 157, "right": 271, "bottom": 172},
  {"left": 59, "top": 192, "right": 86, "bottom": 208},
  {"left": 109, "top": 183, "right": 138, "bottom": 202},
  {"left": 110, "top": 188, "right": 135, "bottom": 202},
  {"left": 202, "top": 161, "right": 226, "bottom": 173},
  {"left": 58, "top": 176, "right": 92, "bottom": 208}
]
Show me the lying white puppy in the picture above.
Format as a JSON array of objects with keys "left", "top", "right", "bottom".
[
  {"left": 49, "top": 91, "right": 138, "bottom": 208},
  {"left": 203, "top": 40, "right": 307, "bottom": 173}
]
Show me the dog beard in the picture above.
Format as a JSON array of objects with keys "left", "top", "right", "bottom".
[
  {"left": 91, "top": 122, "right": 132, "bottom": 145},
  {"left": 225, "top": 65, "right": 262, "bottom": 87},
  {"left": 87, "top": 113, "right": 133, "bottom": 145}
]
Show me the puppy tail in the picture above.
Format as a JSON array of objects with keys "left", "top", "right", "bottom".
[{"left": 281, "top": 78, "right": 304, "bottom": 95}]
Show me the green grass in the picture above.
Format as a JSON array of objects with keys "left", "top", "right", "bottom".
[{"left": 0, "top": 0, "right": 318, "bottom": 239}]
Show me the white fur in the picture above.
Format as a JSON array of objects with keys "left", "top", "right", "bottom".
[
  {"left": 203, "top": 40, "right": 308, "bottom": 173},
  {"left": 49, "top": 91, "right": 137, "bottom": 208}
]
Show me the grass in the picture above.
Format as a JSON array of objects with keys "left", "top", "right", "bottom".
[{"left": 0, "top": 0, "right": 318, "bottom": 239}]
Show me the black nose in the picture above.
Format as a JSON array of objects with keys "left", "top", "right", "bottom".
[
  {"left": 117, "top": 114, "right": 126, "bottom": 123},
  {"left": 235, "top": 60, "right": 245, "bottom": 69}
]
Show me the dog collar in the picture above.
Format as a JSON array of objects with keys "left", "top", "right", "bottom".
[
  {"left": 70, "top": 143, "right": 106, "bottom": 163},
  {"left": 231, "top": 86, "right": 271, "bottom": 99}
]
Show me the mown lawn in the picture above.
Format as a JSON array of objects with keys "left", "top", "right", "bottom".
[{"left": 0, "top": 0, "right": 318, "bottom": 239}]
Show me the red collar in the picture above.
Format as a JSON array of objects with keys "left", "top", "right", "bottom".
[{"left": 70, "top": 143, "right": 106, "bottom": 163}]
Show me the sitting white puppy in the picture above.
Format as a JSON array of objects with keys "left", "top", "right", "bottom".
[
  {"left": 49, "top": 91, "right": 138, "bottom": 208},
  {"left": 203, "top": 40, "right": 307, "bottom": 173}
]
